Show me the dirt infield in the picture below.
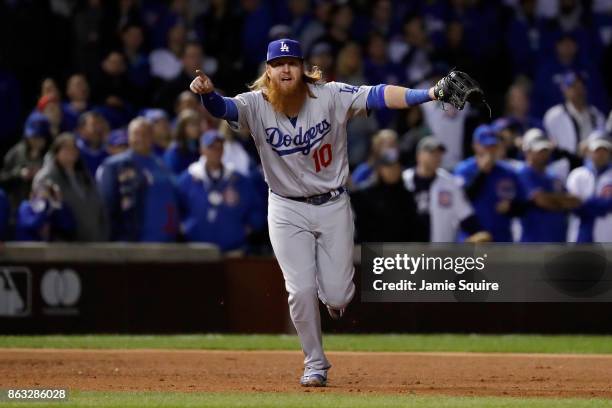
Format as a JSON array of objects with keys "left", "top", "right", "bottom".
[{"left": 2, "top": 349, "right": 612, "bottom": 398}]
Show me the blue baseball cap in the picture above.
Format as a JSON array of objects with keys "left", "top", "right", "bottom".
[
  {"left": 24, "top": 112, "right": 51, "bottom": 139},
  {"left": 108, "top": 128, "right": 128, "bottom": 147},
  {"left": 473, "top": 124, "right": 499, "bottom": 146},
  {"left": 266, "top": 38, "right": 303, "bottom": 63},
  {"left": 200, "top": 130, "right": 224, "bottom": 147}
]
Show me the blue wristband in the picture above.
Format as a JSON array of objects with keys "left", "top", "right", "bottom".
[{"left": 405, "top": 89, "right": 431, "bottom": 106}]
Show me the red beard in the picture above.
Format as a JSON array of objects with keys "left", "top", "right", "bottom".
[{"left": 266, "top": 77, "right": 307, "bottom": 114}]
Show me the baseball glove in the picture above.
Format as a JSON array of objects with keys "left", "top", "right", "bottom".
[{"left": 433, "top": 70, "right": 491, "bottom": 116}]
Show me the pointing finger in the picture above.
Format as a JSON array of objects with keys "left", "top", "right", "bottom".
[{"left": 195, "top": 69, "right": 206, "bottom": 79}]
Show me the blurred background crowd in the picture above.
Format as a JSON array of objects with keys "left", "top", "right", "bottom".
[{"left": 0, "top": 0, "right": 612, "bottom": 252}]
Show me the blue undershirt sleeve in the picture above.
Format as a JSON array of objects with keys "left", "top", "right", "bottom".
[
  {"left": 199, "top": 93, "right": 239, "bottom": 122},
  {"left": 366, "top": 84, "right": 387, "bottom": 110}
]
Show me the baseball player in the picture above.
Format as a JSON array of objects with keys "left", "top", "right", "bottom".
[
  {"left": 190, "top": 38, "right": 468, "bottom": 387},
  {"left": 566, "top": 133, "right": 612, "bottom": 242}
]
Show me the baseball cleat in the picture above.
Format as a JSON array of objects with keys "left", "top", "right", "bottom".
[
  {"left": 300, "top": 373, "right": 327, "bottom": 387},
  {"left": 326, "top": 306, "right": 345, "bottom": 320}
]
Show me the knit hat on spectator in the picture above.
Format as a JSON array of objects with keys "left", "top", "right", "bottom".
[{"left": 24, "top": 112, "right": 51, "bottom": 139}]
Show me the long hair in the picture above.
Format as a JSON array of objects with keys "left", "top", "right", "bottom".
[
  {"left": 50, "top": 132, "right": 93, "bottom": 187},
  {"left": 172, "top": 109, "right": 200, "bottom": 153},
  {"left": 248, "top": 64, "right": 324, "bottom": 98}
]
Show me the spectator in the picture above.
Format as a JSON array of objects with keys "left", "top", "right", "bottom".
[
  {"left": 544, "top": 72, "right": 606, "bottom": 155},
  {"left": 351, "top": 129, "right": 398, "bottom": 190},
  {"left": 491, "top": 117, "right": 523, "bottom": 168},
  {"left": 433, "top": 20, "right": 475, "bottom": 77},
  {"left": 154, "top": 42, "right": 217, "bottom": 114},
  {"left": 335, "top": 42, "right": 365, "bottom": 85},
  {"left": 532, "top": 33, "right": 608, "bottom": 117},
  {"left": 218, "top": 121, "right": 255, "bottom": 178},
  {"left": 504, "top": 81, "right": 542, "bottom": 134},
  {"left": 367, "top": 0, "right": 398, "bottom": 38},
  {"left": 33, "top": 133, "right": 109, "bottom": 242},
  {"left": 75, "top": 112, "right": 110, "bottom": 176},
  {"left": 15, "top": 179, "right": 75, "bottom": 242},
  {"left": 97, "top": 116, "right": 179, "bottom": 242},
  {"left": 164, "top": 109, "right": 201, "bottom": 174},
  {"left": 174, "top": 90, "right": 202, "bottom": 117},
  {"left": 403, "top": 136, "right": 491, "bottom": 243},
  {"left": 0, "top": 113, "right": 50, "bottom": 219},
  {"left": 149, "top": 23, "right": 187, "bottom": 81},
  {"left": 566, "top": 134, "right": 612, "bottom": 242},
  {"left": 92, "top": 50, "right": 136, "bottom": 127},
  {"left": 363, "top": 32, "right": 404, "bottom": 87},
  {"left": 38, "top": 77, "right": 61, "bottom": 101},
  {"left": 36, "top": 94, "right": 65, "bottom": 138},
  {"left": 142, "top": 108, "right": 172, "bottom": 157},
  {"left": 389, "top": 14, "right": 433, "bottom": 87},
  {"left": 62, "top": 74, "right": 92, "bottom": 131},
  {"left": 120, "top": 23, "right": 151, "bottom": 103},
  {"left": 177, "top": 130, "right": 265, "bottom": 252},
  {"left": 396, "top": 105, "right": 432, "bottom": 168},
  {"left": 455, "top": 125, "right": 526, "bottom": 242},
  {"left": 351, "top": 153, "right": 422, "bottom": 242},
  {"left": 107, "top": 129, "right": 129, "bottom": 156},
  {"left": 517, "top": 128, "right": 579, "bottom": 242}
]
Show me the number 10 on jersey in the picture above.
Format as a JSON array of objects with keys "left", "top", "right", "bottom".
[{"left": 313, "top": 143, "right": 332, "bottom": 172}]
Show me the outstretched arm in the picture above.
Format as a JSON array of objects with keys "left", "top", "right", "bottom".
[
  {"left": 366, "top": 84, "right": 436, "bottom": 111},
  {"left": 367, "top": 71, "right": 488, "bottom": 114}
]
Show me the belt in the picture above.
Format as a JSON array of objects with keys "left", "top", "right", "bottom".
[{"left": 275, "top": 187, "right": 345, "bottom": 206}]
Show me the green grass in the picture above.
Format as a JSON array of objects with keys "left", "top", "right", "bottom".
[
  {"left": 1, "top": 392, "right": 611, "bottom": 408},
  {"left": 1, "top": 334, "right": 612, "bottom": 354}
]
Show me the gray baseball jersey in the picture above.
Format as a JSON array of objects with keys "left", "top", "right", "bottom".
[{"left": 229, "top": 82, "right": 372, "bottom": 197}]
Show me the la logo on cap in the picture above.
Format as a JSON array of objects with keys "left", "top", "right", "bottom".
[{"left": 280, "top": 41, "right": 290, "bottom": 52}]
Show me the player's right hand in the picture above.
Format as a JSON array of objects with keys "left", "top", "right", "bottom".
[{"left": 190, "top": 70, "right": 214, "bottom": 94}]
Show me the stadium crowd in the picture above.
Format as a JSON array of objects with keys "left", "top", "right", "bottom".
[{"left": 1, "top": 0, "right": 612, "bottom": 252}]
